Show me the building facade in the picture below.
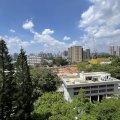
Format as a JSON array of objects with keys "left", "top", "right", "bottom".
[
  {"left": 109, "top": 46, "right": 116, "bottom": 56},
  {"left": 109, "top": 45, "right": 120, "bottom": 57},
  {"left": 27, "top": 55, "right": 42, "bottom": 67},
  {"left": 116, "top": 45, "right": 120, "bottom": 57},
  {"left": 68, "top": 46, "right": 83, "bottom": 63},
  {"left": 60, "top": 72, "right": 120, "bottom": 102},
  {"left": 83, "top": 49, "right": 90, "bottom": 61}
]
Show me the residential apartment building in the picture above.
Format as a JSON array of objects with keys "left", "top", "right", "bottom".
[
  {"left": 83, "top": 49, "right": 90, "bottom": 61},
  {"left": 109, "top": 45, "right": 120, "bottom": 57},
  {"left": 86, "top": 49, "right": 90, "bottom": 60},
  {"left": 62, "top": 50, "right": 68, "bottom": 59},
  {"left": 60, "top": 72, "right": 120, "bottom": 102},
  {"left": 27, "top": 55, "right": 42, "bottom": 67},
  {"left": 109, "top": 46, "right": 116, "bottom": 56},
  {"left": 68, "top": 46, "right": 83, "bottom": 63}
]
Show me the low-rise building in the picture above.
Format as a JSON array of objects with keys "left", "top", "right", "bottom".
[
  {"left": 60, "top": 72, "right": 120, "bottom": 102},
  {"left": 27, "top": 55, "right": 42, "bottom": 67}
]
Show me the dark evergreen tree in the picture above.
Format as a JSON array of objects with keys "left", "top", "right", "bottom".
[
  {"left": 15, "top": 49, "right": 33, "bottom": 120},
  {"left": 0, "top": 39, "right": 16, "bottom": 120}
]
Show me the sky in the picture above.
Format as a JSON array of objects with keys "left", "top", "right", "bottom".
[{"left": 0, "top": 0, "right": 120, "bottom": 54}]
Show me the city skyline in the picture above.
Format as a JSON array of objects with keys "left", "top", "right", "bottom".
[{"left": 0, "top": 0, "right": 120, "bottom": 53}]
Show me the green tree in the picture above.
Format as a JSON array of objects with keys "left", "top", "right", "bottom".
[
  {"left": 77, "top": 61, "right": 92, "bottom": 72},
  {"left": 32, "top": 92, "right": 76, "bottom": 120},
  {"left": 110, "top": 67, "right": 120, "bottom": 79},
  {"left": 31, "top": 68, "right": 60, "bottom": 100},
  {"left": 71, "top": 90, "right": 93, "bottom": 119},
  {"left": 91, "top": 99, "right": 120, "bottom": 120},
  {"left": 15, "top": 49, "right": 33, "bottom": 120},
  {"left": 0, "top": 39, "right": 16, "bottom": 119},
  {"left": 111, "top": 57, "right": 120, "bottom": 67},
  {"left": 53, "top": 57, "right": 69, "bottom": 66}
]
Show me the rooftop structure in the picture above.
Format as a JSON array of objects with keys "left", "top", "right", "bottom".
[{"left": 60, "top": 72, "right": 120, "bottom": 102}]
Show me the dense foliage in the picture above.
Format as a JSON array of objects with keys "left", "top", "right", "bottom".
[
  {"left": 0, "top": 39, "right": 16, "bottom": 119},
  {"left": 31, "top": 68, "right": 60, "bottom": 100},
  {"left": 32, "top": 92, "right": 76, "bottom": 120},
  {"left": 53, "top": 57, "right": 69, "bottom": 66},
  {"left": 32, "top": 92, "right": 120, "bottom": 120},
  {"left": 14, "top": 49, "right": 33, "bottom": 120}
]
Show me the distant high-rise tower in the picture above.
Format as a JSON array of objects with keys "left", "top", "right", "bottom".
[
  {"left": 86, "top": 49, "right": 90, "bottom": 60},
  {"left": 109, "top": 46, "right": 116, "bottom": 56},
  {"left": 116, "top": 46, "right": 120, "bottom": 57},
  {"left": 68, "top": 46, "right": 83, "bottom": 63}
]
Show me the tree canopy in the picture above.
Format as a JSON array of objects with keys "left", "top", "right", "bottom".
[
  {"left": 0, "top": 39, "right": 16, "bottom": 119},
  {"left": 32, "top": 91, "right": 120, "bottom": 120},
  {"left": 15, "top": 49, "right": 33, "bottom": 120},
  {"left": 31, "top": 68, "right": 60, "bottom": 100}
]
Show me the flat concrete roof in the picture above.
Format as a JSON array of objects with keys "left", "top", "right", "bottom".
[{"left": 60, "top": 72, "right": 120, "bottom": 87}]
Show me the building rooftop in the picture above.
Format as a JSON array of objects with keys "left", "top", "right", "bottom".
[{"left": 60, "top": 72, "right": 120, "bottom": 86}]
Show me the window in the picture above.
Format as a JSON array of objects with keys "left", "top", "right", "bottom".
[
  {"left": 73, "top": 87, "right": 81, "bottom": 90},
  {"left": 107, "top": 84, "right": 114, "bottom": 87},
  {"left": 82, "top": 86, "right": 90, "bottom": 89},
  {"left": 99, "top": 85, "right": 106, "bottom": 88},
  {"left": 85, "top": 91, "right": 90, "bottom": 94},
  {"left": 91, "top": 86, "right": 98, "bottom": 88},
  {"left": 107, "top": 88, "right": 114, "bottom": 92},
  {"left": 91, "top": 90, "right": 98, "bottom": 93},
  {"left": 99, "top": 89, "right": 106, "bottom": 93},
  {"left": 86, "top": 77, "right": 92, "bottom": 80}
]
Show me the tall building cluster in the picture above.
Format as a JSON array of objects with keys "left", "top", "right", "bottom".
[
  {"left": 109, "top": 45, "right": 120, "bottom": 57},
  {"left": 68, "top": 46, "right": 90, "bottom": 63}
]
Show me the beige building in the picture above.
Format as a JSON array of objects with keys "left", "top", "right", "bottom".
[{"left": 68, "top": 46, "right": 83, "bottom": 63}]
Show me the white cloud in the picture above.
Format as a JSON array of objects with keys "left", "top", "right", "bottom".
[
  {"left": 69, "top": 40, "right": 80, "bottom": 47},
  {"left": 63, "top": 36, "right": 71, "bottom": 41},
  {"left": 42, "top": 29, "right": 54, "bottom": 35},
  {"left": 33, "top": 29, "right": 67, "bottom": 51},
  {"left": 0, "top": 35, "right": 30, "bottom": 53},
  {"left": 10, "top": 29, "right": 15, "bottom": 33},
  {"left": 22, "top": 19, "right": 34, "bottom": 30},
  {"left": 1, "top": 19, "right": 81, "bottom": 53},
  {"left": 79, "top": 0, "right": 120, "bottom": 52}
]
